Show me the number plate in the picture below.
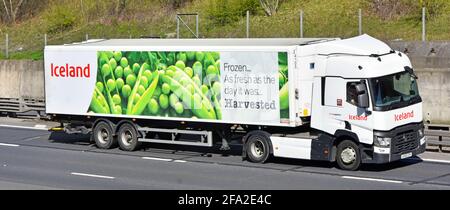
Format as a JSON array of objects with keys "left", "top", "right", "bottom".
[{"left": 401, "top": 152, "right": 412, "bottom": 159}]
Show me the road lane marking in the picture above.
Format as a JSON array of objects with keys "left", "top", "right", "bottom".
[
  {"left": 0, "top": 143, "right": 20, "bottom": 147},
  {"left": 0, "top": 124, "right": 49, "bottom": 131},
  {"left": 34, "top": 124, "right": 47, "bottom": 129},
  {"left": 341, "top": 176, "right": 403, "bottom": 184},
  {"left": 173, "top": 160, "right": 188, "bottom": 163},
  {"left": 22, "top": 136, "right": 41, "bottom": 141},
  {"left": 142, "top": 157, "right": 173, "bottom": 162},
  {"left": 421, "top": 158, "right": 450, "bottom": 164},
  {"left": 70, "top": 172, "right": 115, "bottom": 179}
]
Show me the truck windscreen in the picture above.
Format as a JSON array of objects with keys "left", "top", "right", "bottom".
[{"left": 369, "top": 71, "right": 421, "bottom": 111}]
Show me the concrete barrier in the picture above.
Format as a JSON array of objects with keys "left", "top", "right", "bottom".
[{"left": 0, "top": 60, "right": 44, "bottom": 113}]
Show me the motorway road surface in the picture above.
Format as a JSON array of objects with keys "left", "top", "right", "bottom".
[{"left": 0, "top": 124, "right": 450, "bottom": 190}]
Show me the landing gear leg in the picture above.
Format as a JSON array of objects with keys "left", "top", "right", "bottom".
[{"left": 219, "top": 128, "right": 231, "bottom": 151}]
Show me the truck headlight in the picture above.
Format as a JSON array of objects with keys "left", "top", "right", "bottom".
[{"left": 374, "top": 136, "right": 391, "bottom": 147}]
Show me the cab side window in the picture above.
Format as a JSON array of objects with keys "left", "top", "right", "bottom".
[{"left": 346, "top": 82, "right": 360, "bottom": 106}]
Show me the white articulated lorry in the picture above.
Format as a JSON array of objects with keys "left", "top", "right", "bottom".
[{"left": 45, "top": 34, "right": 425, "bottom": 170}]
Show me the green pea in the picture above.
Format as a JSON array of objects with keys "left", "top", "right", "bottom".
[
  {"left": 112, "top": 94, "right": 121, "bottom": 105},
  {"left": 175, "top": 60, "right": 185, "bottom": 70},
  {"left": 113, "top": 51, "right": 122, "bottom": 62},
  {"left": 215, "top": 60, "right": 220, "bottom": 73},
  {"left": 174, "top": 102, "right": 184, "bottom": 114},
  {"left": 138, "top": 85, "right": 146, "bottom": 96},
  {"left": 96, "top": 82, "right": 104, "bottom": 93},
  {"left": 143, "top": 70, "right": 153, "bottom": 82},
  {"left": 109, "top": 58, "right": 117, "bottom": 71},
  {"left": 116, "top": 78, "right": 124, "bottom": 90},
  {"left": 162, "top": 83, "right": 171, "bottom": 95},
  {"left": 193, "top": 61, "right": 202, "bottom": 77},
  {"left": 105, "top": 51, "right": 114, "bottom": 59},
  {"left": 159, "top": 94, "right": 169, "bottom": 109},
  {"left": 148, "top": 98, "right": 159, "bottom": 115},
  {"left": 120, "top": 57, "right": 128, "bottom": 68},
  {"left": 184, "top": 67, "right": 193, "bottom": 78},
  {"left": 124, "top": 66, "right": 132, "bottom": 78},
  {"left": 201, "top": 85, "right": 209, "bottom": 95},
  {"left": 167, "top": 65, "right": 177, "bottom": 72},
  {"left": 101, "top": 64, "right": 111, "bottom": 77},
  {"left": 206, "top": 65, "right": 217, "bottom": 75},
  {"left": 107, "top": 79, "right": 116, "bottom": 91},
  {"left": 114, "top": 105, "right": 122, "bottom": 114},
  {"left": 99, "top": 53, "right": 109, "bottom": 66},
  {"left": 114, "top": 66, "right": 123, "bottom": 79},
  {"left": 212, "top": 82, "right": 221, "bottom": 95},
  {"left": 132, "top": 63, "right": 140, "bottom": 75},
  {"left": 134, "top": 93, "right": 141, "bottom": 104},
  {"left": 165, "top": 69, "right": 174, "bottom": 78},
  {"left": 195, "top": 52, "right": 205, "bottom": 62},
  {"left": 126, "top": 74, "right": 136, "bottom": 87},
  {"left": 140, "top": 76, "right": 149, "bottom": 89},
  {"left": 121, "top": 84, "right": 132, "bottom": 98}
]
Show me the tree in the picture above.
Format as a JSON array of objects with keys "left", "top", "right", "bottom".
[
  {"left": 1, "top": 0, "right": 25, "bottom": 23},
  {"left": 115, "top": 0, "right": 126, "bottom": 17},
  {"left": 259, "top": 0, "right": 279, "bottom": 16}
]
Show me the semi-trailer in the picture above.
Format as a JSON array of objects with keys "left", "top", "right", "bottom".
[{"left": 45, "top": 34, "right": 425, "bottom": 170}]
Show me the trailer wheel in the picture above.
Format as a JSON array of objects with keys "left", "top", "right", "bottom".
[
  {"left": 93, "top": 121, "right": 116, "bottom": 149},
  {"left": 336, "top": 140, "right": 361, "bottom": 171},
  {"left": 117, "top": 123, "right": 141, "bottom": 151},
  {"left": 246, "top": 133, "right": 270, "bottom": 163}
]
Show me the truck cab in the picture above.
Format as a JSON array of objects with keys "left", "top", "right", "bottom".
[{"left": 305, "top": 35, "right": 425, "bottom": 170}]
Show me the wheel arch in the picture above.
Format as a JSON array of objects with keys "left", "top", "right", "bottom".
[{"left": 242, "top": 130, "right": 273, "bottom": 160}]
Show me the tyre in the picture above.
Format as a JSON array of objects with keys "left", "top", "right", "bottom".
[
  {"left": 246, "top": 132, "right": 271, "bottom": 163},
  {"left": 117, "top": 123, "right": 141, "bottom": 151},
  {"left": 336, "top": 140, "right": 361, "bottom": 171},
  {"left": 93, "top": 121, "right": 117, "bottom": 149}
]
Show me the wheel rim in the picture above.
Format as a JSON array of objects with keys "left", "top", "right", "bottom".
[
  {"left": 97, "top": 127, "right": 109, "bottom": 145},
  {"left": 250, "top": 139, "right": 265, "bottom": 158},
  {"left": 121, "top": 129, "right": 133, "bottom": 146},
  {"left": 341, "top": 146, "right": 356, "bottom": 164}
]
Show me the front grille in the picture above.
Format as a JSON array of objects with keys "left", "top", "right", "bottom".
[{"left": 392, "top": 130, "right": 418, "bottom": 154}]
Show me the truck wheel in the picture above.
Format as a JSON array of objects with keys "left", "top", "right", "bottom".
[
  {"left": 93, "top": 121, "right": 117, "bottom": 149},
  {"left": 117, "top": 123, "right": 141, "bottom": 151},
  {"left": 246, "top": 133, "right": 270, "bottom": 163},
  {"left": 336, "top": 140, "right": 361, "bottom": 171}
]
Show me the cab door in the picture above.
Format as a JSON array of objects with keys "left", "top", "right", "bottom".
[{"left": 342, "top": 79, "right": 374, "bottom": 145}]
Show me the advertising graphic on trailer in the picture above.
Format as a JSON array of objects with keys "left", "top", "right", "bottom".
[{"left": 46, "top": 50, "right": 289, "bottom": 125}]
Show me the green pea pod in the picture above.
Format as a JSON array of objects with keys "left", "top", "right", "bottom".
[
  {"left": 126, "top": 64, "right": 146, "bottom": 114},
  {"left": 212, "top": 94, "right": 222, "bottom": 120},
  {"left": 131, "top": 71, "right": 160, "bottom": 115},
  {"left": 164, "top": 66, "right": 216, "bottom": 118},
  {"left": 90, "top": 87, "right": 110, "bottom": 114},
  {"left": 278, "top": 52, "right": 287, "bottom": 65},
  {"left": 280, "top": 82, "right": 289, "bottom": 110},
  {"left": 162, "top": 75, "right": 215, "bottom": 119}
]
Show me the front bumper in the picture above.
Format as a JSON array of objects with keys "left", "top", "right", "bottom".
[
  {"left": 363, "top": 137, "right": 426, "bottom": 164},
  {"left": 361, "top": 122, "right": 426, "bottom": 164}
]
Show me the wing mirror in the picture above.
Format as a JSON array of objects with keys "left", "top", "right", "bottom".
[{"left": 355, "top": 82, "right": 369, "bottom": 108}]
